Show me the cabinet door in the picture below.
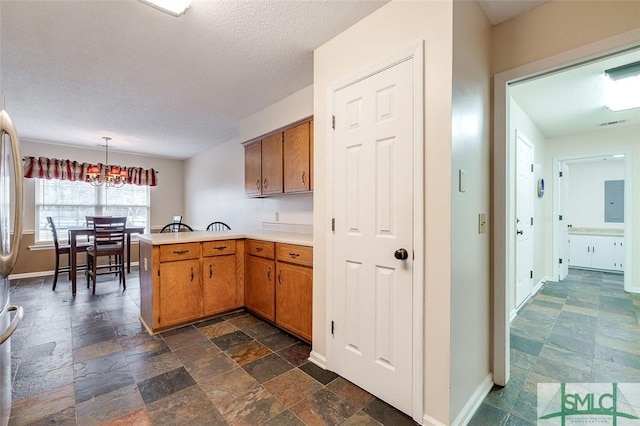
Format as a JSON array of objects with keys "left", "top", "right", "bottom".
[
  {"left": 244, "top": 141, "right": 262, "bottom": 196},
  {"left": 203, "top": 255, "right": 238, "bottom": 317},
  {"left": 261, "top": 133, "right": 283, "bottom": 195},
  {"left": 591, "top": 235, "right": 622, "bottom": 271},
  {"left": 159, "top": 259, "right": 202, "bottom": 327},
  {"left": 284, "top": 122, "right": 310, "bottom": 193},
  {"left": 569, "top": 235, "right": 591, "bottom": 268},
  {"left": 245, "top": 256, "right": 275, "bottom": 321},
  {"left": 276, "top": 262, "right": 312, "bottom": 342}
]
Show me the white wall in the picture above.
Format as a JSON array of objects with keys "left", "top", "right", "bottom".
[
  {"left": 567, "top": 158, "right": 625, "bottom": 229},
  {"left": 451, "top": 0, "right": 491, "bottom": 423},
  {"left": 20, "top": 139, "right": 184, "bottom": 231},
  {"left": 509, "top": 98, "right": 549, "bottom": 297},
  {"left": 184, "top": 85, "right": 313, "bottom": 231},
  {"left": 314, "top": 1, "right": 453, "bottom": 423}
]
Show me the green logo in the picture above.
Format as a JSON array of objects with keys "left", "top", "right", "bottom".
[{"left": 538, "top": 383, "right": 640, "bottom": 425}]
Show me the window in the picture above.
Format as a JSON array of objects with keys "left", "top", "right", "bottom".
[{"left": 35, "top": 179, "right": 149, "bottom": 243}]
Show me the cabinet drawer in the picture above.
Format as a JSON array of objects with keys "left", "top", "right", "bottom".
[
  {"left": 276, "top": 243, "right": 312, "bottom": 267},
  {"left": 160, "top": 243, "right": 201, "bottom": 262},
  {"left": 203, "top": 240, "right": 237, "bottom": 257},
  {"left": 246, "top": 240, "right": 275, "bottom": 259}
]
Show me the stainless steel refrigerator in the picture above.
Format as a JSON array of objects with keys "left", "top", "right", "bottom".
[{"left": 0, "top": 109, "right": 24, "bottom": 426}]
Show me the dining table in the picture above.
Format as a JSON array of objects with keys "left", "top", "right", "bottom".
[{"left": 68, "top": 225, "right": 145, "bottom": 296}]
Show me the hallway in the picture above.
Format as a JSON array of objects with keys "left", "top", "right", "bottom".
[{"left": 471, "top": 269, "right": 640, "bottom": 424}]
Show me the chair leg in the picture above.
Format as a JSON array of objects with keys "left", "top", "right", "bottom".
[
  {"left": 86, "top": 254, "right": 91, "bottom": 288},
  {"left": 52, "top": 252, "right": 60, "bottom": 291},
  {"left": 121, "top": 259, "right": 126, "bottom": 292},
  {"left": 92, "top": 255, "right": 98, "bottom": 295}
]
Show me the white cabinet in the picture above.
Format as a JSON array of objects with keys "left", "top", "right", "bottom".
[{"left": 569, "top": 234, "right": 624, "bottom": 272}]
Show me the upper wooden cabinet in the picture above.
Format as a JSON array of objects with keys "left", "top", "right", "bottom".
[
  {"left": 284, "top": 120, "right": 312, "bottom": 193},
  {"left": 243, "top": 117, "right": 313, "bottom": 197}
]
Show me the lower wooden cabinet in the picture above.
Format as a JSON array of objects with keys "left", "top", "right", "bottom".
[
  {"left": 159, "top": 259, "right": 202, "bottom": 328},
  {"left": 245, "top": 254, "right": 276, "bottom": 321},
  {"left": 203, "top": 255, "right": 238, "bottom": 317},
  {"left": 276, "top": 261, "right": 312, "bottom": 341}
]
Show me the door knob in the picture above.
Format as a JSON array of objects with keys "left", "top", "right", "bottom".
[
  {"left": 394, "top": 248, "right": 409, "bottom": 260},
  {"left": 517, "top": 230, "right": 524, "bottom": 235}
]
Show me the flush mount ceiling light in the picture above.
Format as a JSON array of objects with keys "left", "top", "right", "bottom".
[
  {"left": 604, "top": 61, "right": 640, "bottom": 112},
  {"left": 138, "top": 0, "right": 191, "bottom": 17}
]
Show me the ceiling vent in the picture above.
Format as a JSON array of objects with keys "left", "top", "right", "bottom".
[{"left": 599, "top": 120, "right": 627, "bottom": 127}]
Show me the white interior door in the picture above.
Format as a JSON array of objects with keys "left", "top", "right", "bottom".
[
  {"left": 515, "top": 131, "right": 534, "bottom": 309},
  {"left": 331, "top": 58, "right": 414, "bottom": 415},
  {"left": 559, "top": 162, "right": 570, "bottom": 280}
]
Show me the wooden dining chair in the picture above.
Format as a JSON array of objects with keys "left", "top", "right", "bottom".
[
  {"left": 47, "top": 217, "right": 91, "bottom": 291},
  {"left": 86, "top": 216, "right": 127, "bottom": 294},
  {"left": 160, "top": 222, "right": 193, "bottom": 233},
  {"left": 206, "top": 221, "right": 231, "bottom": 231}
]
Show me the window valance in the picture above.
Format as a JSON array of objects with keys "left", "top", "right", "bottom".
[{"left": 23, "top": 156, "right": 158, "bottom": 187}]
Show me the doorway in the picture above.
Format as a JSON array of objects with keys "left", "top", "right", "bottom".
[{"left": 493, "top": 37, "right": 640, "bottom": 386}]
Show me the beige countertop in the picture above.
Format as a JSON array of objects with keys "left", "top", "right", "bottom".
[
  {"left": 138, "top": 230, "right": 313, "bottom": 247},
  {"left": 569, "top": 227, "right": 624, "bottom": 237}
]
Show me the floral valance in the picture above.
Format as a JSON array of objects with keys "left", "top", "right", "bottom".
[{"left": 23, "top": 156, "right": 158, "bottom": 187}]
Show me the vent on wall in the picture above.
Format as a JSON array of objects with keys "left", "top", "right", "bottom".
[{"left": 599, "top": 120, "right": 627, "bottom": 127}]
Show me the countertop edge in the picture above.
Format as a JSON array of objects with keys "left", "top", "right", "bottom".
[{"left": 137, "top": 230, "right": 313, "bottom": 247}]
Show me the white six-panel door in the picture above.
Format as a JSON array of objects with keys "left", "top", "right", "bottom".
[
  {"left": 515, "top": 131, "right": 534, "bottom": 309},
  {"left": 331, "top": 58, "right": 414, "bottom": 415}
]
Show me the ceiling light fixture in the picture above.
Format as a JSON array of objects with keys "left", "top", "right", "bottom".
[
  {"left": 138, "top": 0, "right": 191, "bottom": 17},
  {"left": 86, "top": 137, "right": 129, "bottom": 188},
  {"left": 604, "top": 61, "right": 640, "bottom": 112}
]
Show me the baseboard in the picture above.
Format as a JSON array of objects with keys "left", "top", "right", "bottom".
[
  {"left": 8, "top": 262, "right": 139, "bottom": 281},
  {"left": 422, "top": 413, "right": 447, "bottom": 426},
  {"left": 451, "top": 373, "right": 494, "bottom": 426},
  {"left": 308, "top": 351, "right": 327, "bottom": 369}
]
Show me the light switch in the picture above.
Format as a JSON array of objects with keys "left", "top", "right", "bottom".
[
  {"left": 143, "top": 257, "right": 148, "bottom": 271},
  {"left": 478, "top": 213, "right": 487, "bottom": 234},
  {"left": 459, "top": 169, "right": 466, "bottom": 193}
]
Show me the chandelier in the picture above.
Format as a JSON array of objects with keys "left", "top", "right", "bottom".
[{"left": 86, "top": 136, "right": 128, "bottom": 188}]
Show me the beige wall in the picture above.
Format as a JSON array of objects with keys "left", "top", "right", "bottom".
[
  {"left": 492, "top": 0, "right": 640, "bottom": 74},
  {"left": 314, "top": 0, "right": 453, "bottom": 423},
  {"left": 184, "top": 85, "right": 314, "bottom": 231},
  {"left": 11, "top": 139, "right": 184, "bottom": 276},
  {"left": 451, "top": 0, "right": 492, "bottom": 422}
]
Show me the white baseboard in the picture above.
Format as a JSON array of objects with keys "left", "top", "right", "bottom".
[
  {"left": 451, "top": 373, "right": 493, "bottom": 426},
  {"left": 308, "top": 351, "right": 327, "bottom": 369},
  {"left": 422, "top": 413, "right": 447, "bottom": 426},
  {"left": 510, "top": 276, "right": 552, "bottom": 322}
]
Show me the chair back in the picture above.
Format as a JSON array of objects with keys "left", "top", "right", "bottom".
[
  {"left": 206, "top": 221, "right": 231, "bottom": 231},
  {"left": 92, "top": 216, "right": 127, "bottom": 248},
  {"left": 46, "top": 217, "right": 61, "bottom": 249},
  {"left": 160, "top": 222, "right": 193, "bottom": 233}
]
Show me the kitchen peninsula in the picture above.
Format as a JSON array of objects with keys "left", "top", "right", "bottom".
[{"left": 138, "top": 230, "right": 313, "bottom": 342}]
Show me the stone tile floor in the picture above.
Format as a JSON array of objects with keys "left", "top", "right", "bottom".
[
  {"left": 8, "top": 268, "right": 417, "bottom": 425},
  {"left": 470, "top": 268, "right": 640, "bottom": 425}
]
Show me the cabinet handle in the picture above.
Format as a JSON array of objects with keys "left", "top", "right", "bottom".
[
  {"left": 173, "top": 250, "right": 189, "bottom": 255},
  {"left": 256, "top": 179, "right": 260, "bottom": 190},
  {"left": 255, "top": 247, "right": 263, "bottom": 253},
  {"left": 263, "top": 178, "right": 268, "bottom": 190},
  {"left": 190, "top": 267, "right": 194, "bottom": 281},
  {"left": 587, "top": 247, "right": 590, "bottom": 253},
  {"left": 209, "top": 264, "right": 213, "bottom": 279},
  {"left": 278, "top": 269, "right": 282, "bottom": 285},
  {"left": 593, "top": 246, "right": 595, "bottom": 253},
  {"left": 288, "top": 252, "right": 300, "bottom": 259},
  {"left": 214, "top": 246, "right": 227, "bottom": 251},
  {"left": 267, "top": 266, "right": 272, "bottom": 281},
  {"left": 302, "top": 171, "right": 305, "bottom": 185}
]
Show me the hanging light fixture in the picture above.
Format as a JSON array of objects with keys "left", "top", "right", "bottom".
[{"left": 86, "top": 137, "right": 128, "bottom": 188}]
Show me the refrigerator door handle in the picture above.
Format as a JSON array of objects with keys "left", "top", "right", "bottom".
[
  {"left": 0, "top": 305, "right": 23, "bottom": 345},
  {"left": 0, "top": 110, "right": 24, "bottom": 278}
]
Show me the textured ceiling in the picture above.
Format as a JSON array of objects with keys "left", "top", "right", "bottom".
[
  {"left": 0, "top": 0, "right": 387, "bottom": 159},
  {"left": 510, "top": 48, "right": 640, "bottom": 138}
]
